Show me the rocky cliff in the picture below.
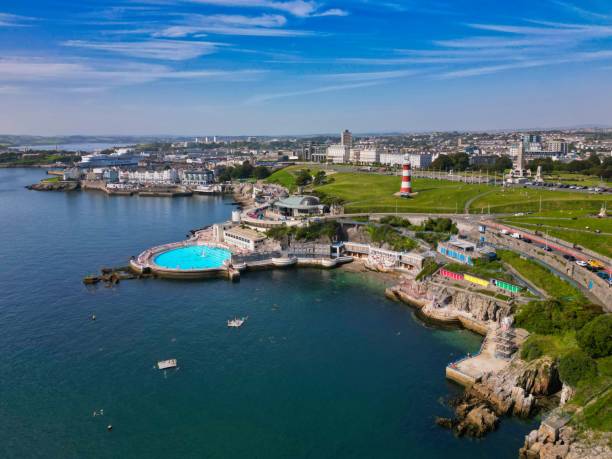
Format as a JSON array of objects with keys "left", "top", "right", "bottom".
[
  {"left": 393, "top": 277, "right": 513, "bottom": 324},
  {"left": 438, "top": 356, "right": 561, "bottom": 437},
  {"left": 520, "top": 424, "right": 611, "bottom": 459},
  {"left": 440, "top": 288, "right": 513, "bottom": 323}
]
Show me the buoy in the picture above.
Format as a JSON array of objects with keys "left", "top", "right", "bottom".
[
  {"left": 91, "top": 315, "right": 96, "bottom": 321},
  {"left": 107, "top": 425, "right": 113, "bottom": 431}
]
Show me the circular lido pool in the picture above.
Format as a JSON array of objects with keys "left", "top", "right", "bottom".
[{"left": 153, "top": 245, "right": 231, "bottom": 270}]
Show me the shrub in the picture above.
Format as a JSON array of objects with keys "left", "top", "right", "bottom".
[
  {"left": 515, "top": 299, "right": 601, "bottom": 335},
  {"left": 521, "top": 338, "right": 544, "bottom": 361},
  {"left": 577, "top": 315, "right": 612, "bottom": 358},
  {"left": 416, "top": 259, "right": 439, "bottom": 281},
  {"left": 379, "top": 216, "right": 412, "bottom": 228},
  {"left": 418, "top": 217, "right": 458, "bottom": 234},
  {"left": 365, "top": 224, "right": 417, "bottom": 251},
  {"left": 295, "top": 169, "right": 312, "bottom": 186},
  {"left": 558, "top": 350, "right": 598, "bottom": 387}
]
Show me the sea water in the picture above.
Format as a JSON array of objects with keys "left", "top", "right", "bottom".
[{"left": 0, "top": 168, "right": 535, "bottom": 458}]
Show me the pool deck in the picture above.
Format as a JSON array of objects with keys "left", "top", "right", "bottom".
[{"left": 130, "top": 234, "right": 353, "bottom": 281}]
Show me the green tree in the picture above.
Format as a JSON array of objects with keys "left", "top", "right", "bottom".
[
  {"left": 253, "top": 166, "right": 271, "bottom": 180},
  {"left": 431, "top": 154, "right": 453, "bottom": 171},
  {"left": 520, "top": 338, "right": 544, "bottom": 361},
  {"left": 558, "top": 350, "right": 598, "bottom": 387},
  {"left": 313, "top": 170, "right": 326, "bottom": 185},
  {"left": 577, "top": 315, "right": 612, "bottom": 358},
  {"left": 295, "top": 169, "right": 312, "bottom": 187}
]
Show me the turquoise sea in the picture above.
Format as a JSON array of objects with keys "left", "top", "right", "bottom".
[{"left": 0, "top": 168, "right": 535, "bottom": 458}]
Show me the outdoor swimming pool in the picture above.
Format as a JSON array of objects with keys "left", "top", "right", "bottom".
[{"left": 154, "top": 245, "right": 231, "bottom": 270}]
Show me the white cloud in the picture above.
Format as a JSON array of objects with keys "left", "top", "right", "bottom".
[
  {"left": 313, "top": 8, "right": 348, "bottom": 17},
  {"left": 550, "top": 1, "right": 610, "bottom": 20},
  {"left": 0, "top": 12, "right": 35, "bottom": 27},
  {"left": 247, "top": 81, "right": 382, "bottom": 103},
  {"left": 0, "top": 57, "right": 265, "bottom": 90},
  {"left": 0, "top": 85, "right": 23, "bottom": 94},
  {"left": 438, "top": 50, "right": 612, "bottom": 79},
  {"left": 321, "top": 69, "right": 421, "bottom": 81},
  {"left": 183, "top": 0, "right": 348, "bottom": 18},
  {"left": 63, "top": 39, "right": 225, "bottom": 60},
  {"left": 153, "top": 13, "right": 315, "bottom": 37}
]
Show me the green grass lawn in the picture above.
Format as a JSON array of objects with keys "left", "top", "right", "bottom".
[
  {"left": 469, "top": 187, "right": 609, "bottom": 214},
  {"left": 266, "top": 168, "right": 298, "bottom": 190},
  {"left": 543, "top": 172, "right": 611, "bottom": 187},
  {"left": 502, "top": 210, "right": 612, "bottom": 258},
  {"left": 267, "top": 167, "right": 610, "bottom": 216},
  {"left": 265, "top": 165, "right": 325, "bottom": 191},
  {"left": 314, "top": 172, "right": 489, "bottom": 213},
  {"left": 498, "top": 249, "right": 585, "bottom": 302}
]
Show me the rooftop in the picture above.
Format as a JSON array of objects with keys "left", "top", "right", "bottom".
[
  {"left": 275, "top": 195, "right": 322, "bottom": 209},
  {"left": 224, "top": 226, "right": 267, "bottom": 242},
  {"left": 444, "top": 239, "right": 478, "bottom": 251}
]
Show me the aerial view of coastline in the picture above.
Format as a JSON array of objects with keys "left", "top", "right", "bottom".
[{"left": 1, "top": 1, "right": 611, "bottom": 458}]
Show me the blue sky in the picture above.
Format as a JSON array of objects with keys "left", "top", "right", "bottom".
[{"left": 1, "top": 0, "right": 611, "bottom": 135}]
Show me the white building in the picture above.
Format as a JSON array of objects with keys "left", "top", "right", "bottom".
[
  {"left": 547, "top": 140, "right": 569, "bottom": 154},
  {"left": 222, "top": 227, "right": 266, "bottom": 251},
  {"left": 120, "top": 169, "right": 179, "bottom": 185},
  {"left": 326, "top": 144, "right": 350, "bottom": 164},
  {"left": 379, "top": 152, "right": 432, "bottom": 168},
  {"left": 380, "top": 153, "right": 404, "bottom": 166},
  {"left": 349, "top": 147, "right": 381, "bottom": 165},
  {"left": 408, "top": 153, "right": 433, "bottom": 169},
  {"left": 180, "top": 169, "right": 214, "bottom": 186}
]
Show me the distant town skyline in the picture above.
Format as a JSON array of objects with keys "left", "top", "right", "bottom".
[{"left": 1, "top": 1, "right": 612, "bottom": 135}]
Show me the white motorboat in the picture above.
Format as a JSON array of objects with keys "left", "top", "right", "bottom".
[
  {"left": 157, "top": 359, "right": 177, "bottom": 370},
  {"left": 227, "top": 317, "right": 247, "bottom": 328}
]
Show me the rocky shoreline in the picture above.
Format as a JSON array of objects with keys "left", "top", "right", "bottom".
[
  {"left": 436, "top": 356, "right": 561, "bottom": 437},
  {"left": 386, "top": 276, "right": 611, "bottom": 458},
  {"left": 26, "top": 180, "right": 80, "bottom": 192}
]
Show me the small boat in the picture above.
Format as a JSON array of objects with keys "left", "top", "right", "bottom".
[
  {"left": 157, "top": 359, "right": 177, "bottom": 370},
  {"left": 227, "top": 317, "right": 247, "bottom": 328}
]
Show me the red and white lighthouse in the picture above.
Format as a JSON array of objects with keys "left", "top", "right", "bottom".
[{"left": 400, "top": 155, "right": 412, "bottom": 197}]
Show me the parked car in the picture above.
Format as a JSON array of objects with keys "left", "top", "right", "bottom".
[
  {"left": 588, "top": 259, "right": 605, "bottom": 270},
  {"left": 596, "top": 272, "right": 610, "bottom": 281},
  {"left": 563, "top": 254, "right": 576, "bottom": 262},
  {"left": 576, "top": 260, "right": 588, "bottom": 267}
]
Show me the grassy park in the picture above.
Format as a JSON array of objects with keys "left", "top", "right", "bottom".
[
  {"left": 314, "top": 173, "right": 487, "bottom": 213},
  {"left": 267, "top": 166, "right": 610, "bottom": 221},
  {"left": 468, "top": 187, "right": 608, "bottom": 214},
  {"left": 267, "top": 166, "right": 489, "bottom": 212},
  {"left": 501, "top": 210, "right": 612, "bottom": 258}
]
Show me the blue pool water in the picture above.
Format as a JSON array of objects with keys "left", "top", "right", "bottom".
[{"left": 154, "top": 245, "right": 231, "bottom": 270}]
